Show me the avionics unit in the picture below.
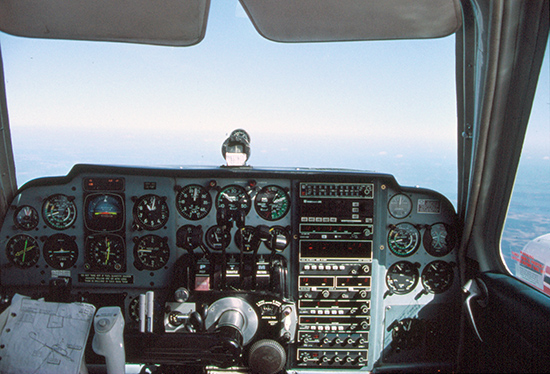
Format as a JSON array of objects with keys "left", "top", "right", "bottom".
[{"left": 297, "top": 182, "right": 374, "bottom": 368}]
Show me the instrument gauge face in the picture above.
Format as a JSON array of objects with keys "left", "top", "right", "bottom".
[
  {"left": 216, "top": 185, "right": 251, "bottom": 213},
  {"left": 386, "top": 261, "right": 419, "bottom": 295},
  {"left": 176, "top": 224, "right": 202, "bottom": 251},
  {"left": 423, "top": 223, "right": 455, "bottom": 257},
  {"left": 42, "top": 194, "right": 77, "bottom": 230},
  {"left": 388, "top": 194, "right": 412, "bottom": 219},
  {"left": 176, "top": 184, "right": 212, "bottom": 220},
  {"left": 43, "top": 233, "right": 78, "bottom": 269},
  {"left": 6, "top": 234, "right": 40, "bottom": 268},
  {"left": 134, "top": 235, "right": 170, "bottom": 271},
  {"left": 254, "top": 185, "right": 290, "bottom": 221},
  {"left": 421, "top": 260, "right": 454, "bottom": 294},
  {"left": 85, "top": 193, "right": 124, "bottom": 232},
  {"left": 265, "top": 226, "right": 291, "bottom": 252},
  {"left": 234, "top": 226, "right": 259, "bottom": 252},
  {"left": 134, "top": 194, "right": 169, "bottom": 230},
  {"left": 388, "top": 223, "right": 420, "bottom": 257},
  {"left": 86, "top": 234, "right": 125, "bottom": 272},
  {"left": 205, "top": 225, "right": 231, "bottom": 251},
  {"left": 14, "top": 205, "right": 39, "bottom": 230}
]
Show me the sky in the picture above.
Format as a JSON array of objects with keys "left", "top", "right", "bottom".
[{"left": 0, "top": 0, "right": 547, "bottom": 205}]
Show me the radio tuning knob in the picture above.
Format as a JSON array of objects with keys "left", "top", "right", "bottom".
[
  {"left": 321, "top": 290, "right": 331, "bottom": 298},
  {"left": 361, "top": 264, "right": 370, "bottom": 273},
  {"left": 358, "top": 290, "right": 368, "bottom": 299}
]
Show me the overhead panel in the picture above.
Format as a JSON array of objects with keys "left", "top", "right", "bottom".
[
  {"left": 239, "top": 0, "right": 462, "bottom": 42},
  {"left": 0, "top": 0, "right": 210, "bottom": 46}
]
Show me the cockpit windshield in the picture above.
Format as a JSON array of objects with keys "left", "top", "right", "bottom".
[{"left": 0, "top": 1, "right": 458, "bottom": 203}]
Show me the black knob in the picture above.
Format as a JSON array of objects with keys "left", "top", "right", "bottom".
[{"left": 248, "top": 339, "right": 286, "bottom": 374}]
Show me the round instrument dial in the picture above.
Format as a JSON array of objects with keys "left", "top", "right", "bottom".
[
  {"left": 134, "top": 194, "right": 169, "bottom": 230},
  {"left": 134, "top": 235, "right": 170, "bottom": 271},
  {"left": 216, "top": 185, "right": 251, "bottom": 214},
  {"left": 14, "top": 205, "right": 39, "bottom": 230},
  {"left": 234, "top": 226, "right": 259, "bottom": 252},
  {"left": 85, "top": 193, "right": 124, "bottom": 232},
  {"left": 43, "top": 233, "right": 78, "bottom": 269},
  {"left": 86, "top": 234, "right": 125, "bottom": 272},
  {"left": 205, "top": 225, "right": 231, "bottom": 251},
  {"left": 6, "top": 234, "right": 40, "bottom": 268},
  {"left": 254, "top": 185, "right": 290, "bottom": 221},
  {"left": 265, "top": 226, "right": 290, "bottom": 252},
  {"left": 176, "top": 184, "right": 212, "bottom": 220},
  {"left": 176, "top": 224, "right": 202, "bottom": 251},
  {"left": 388, "top": 223, "right": 420, "bottom": 257},
  {"left": 421, "top": 260, "right": 454, "bottom": 294},
  {"left": 423, "top": 223, "right": 455, "bottom": 257},
  {"left": 388, "top": 194, "right": 412, "bottom": 219},
  {"left": 42, "top": 194, "right": 77, "bottom": 230},
  {"left": 386, "top": 261, "right": 419, "bottom": 295}
]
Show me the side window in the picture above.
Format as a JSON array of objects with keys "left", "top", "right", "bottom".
[{"left": 501, "top": 42, "right": 550, "bottom": 296}]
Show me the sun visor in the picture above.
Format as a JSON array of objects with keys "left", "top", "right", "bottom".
[
  {"left": 240, "top": 0, "right": 462, "bottom": 42},
  {"left": 0, "top": 0, "right": 210, "bottom": 46}
]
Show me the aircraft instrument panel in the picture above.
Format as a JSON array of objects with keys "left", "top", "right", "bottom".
[{"left": 0, "top": 164, "right": 460, "bottom": 372}]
